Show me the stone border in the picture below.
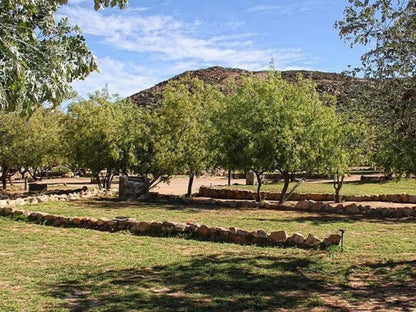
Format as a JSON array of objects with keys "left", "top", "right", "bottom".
[
  {"left": 147, "top": 193, "right": 416, "bottom": 218},
  {"left": 0, "top": 189, "right": 341, "bottom": 249},
  {"left": 199, "top": 186, "right": 416, "bottom": 204},
  {"left": 0, "top": 206, "right": 341, "bottom": 249}
]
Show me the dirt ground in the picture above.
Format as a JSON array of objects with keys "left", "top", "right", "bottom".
[{"left": 3, "top": 175, "right": 416, "bottom": 209}]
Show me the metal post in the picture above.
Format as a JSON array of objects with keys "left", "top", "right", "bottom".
[{"left": 339, "top": 229, "right": 345, "bottom": 252}]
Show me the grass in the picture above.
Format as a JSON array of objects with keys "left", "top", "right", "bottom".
[
  {"left": 228, "top": 177, "right": 416, "bottom": 196},
  {"left": 1, "top": 199, "right": 416, "bottom": 311}
]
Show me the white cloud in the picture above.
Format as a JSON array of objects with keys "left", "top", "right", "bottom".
[
  {"left": 58, "top": 5, "right": 307, "bottom": 70},
  {"left": 70, "top": 57, "right": 159, "bottom": 98},
  {"left": 248, "top": 5, "right": 281, "bottom": 13}
]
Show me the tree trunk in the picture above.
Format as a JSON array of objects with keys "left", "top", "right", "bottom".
[
  {"left": 96, "top": 172, "right": 102, "bottom": 190},
  {"left": 1, "top": 166, "right": 8, "bottom": 190},
  {"left": 279, "top": 171, "right": 290, "bottom": 204},
  {"left": 254, "top": 171, "right": 263, "bottom": 202},
  {"left": 227, "top": 169, "right": 231, "bottom": 186},
  {"left": 103, "top": 170, "right": 115, "bottom": 190},
  {"left": 333, "top": 171, "right": 345, "bottom": 203},
  {"left": 186, "top": 173, "right": 195, "bottom": 197}
]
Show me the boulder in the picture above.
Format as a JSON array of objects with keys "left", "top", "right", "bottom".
[
  {"left": 288, "top": 233, "right": 305, "bottom": 245},
  {"left": 196, "top": 224, "right": 209, "bottom": 235},
  {"left": 131, "top": 221, "right": 149, "bottom": 233},
  {"left": 310, "top": 201, "right": 324, "bottom": 212},
  {"left": 253, "top": 229, "right": 268, "bottom": 238},
  {"left": 305, "top": 234, "right": 322, "bottom": 247},
  {"left": 269, "top": 231, "right": 288, "bottom": 243},
  {"left": 324, "top": 234, "right": 342, "bottom": 245},
  {"left": 344, "top": 203, "right": 360, "bottom": 214},
  {"left": 295, "top": 200, "right": 313, "bottom": 210}
]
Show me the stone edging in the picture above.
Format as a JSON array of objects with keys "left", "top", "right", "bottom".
[
  {"left": 0, "top": 189, "right": 341, "bottom": 249},
  {"left": 146, "top": 193, "right": 416, "bottom": 218},
  {"left": 0, "top": 206, "right": 342, "bottom": 249},
  {"left": 199, "top": 186, "right": 416, "bottom": 204}
]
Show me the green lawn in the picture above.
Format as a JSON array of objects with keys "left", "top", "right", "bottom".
[
  {"left": 1, "top": 200, "right": 415, "bottom": 311},
  {"left": 229, "top": 178, "right": 416, "bottom": 195}
]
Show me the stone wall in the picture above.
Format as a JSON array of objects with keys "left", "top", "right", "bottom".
[
  {"left": 0, "top": 205, "right": 341, "bottom": 249},
  {"left": 199, "top": 186, "right": 416, "bottom": 204},
  {"left": 119, "top": 176, "right": 149, "bottom": 199}
]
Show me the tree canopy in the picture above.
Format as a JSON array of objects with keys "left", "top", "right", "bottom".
[
  {"left": 0, "top": 0, "right": 98, "bottom": 113},
  {"left": 336, "top": 0, "right": 416, "bottom": 176},
  {"left": 65, "top": 90, "right": 144, "bottom": 189},
  {"left": 216, "top": 73, "right": 343, "bottom": 202}
]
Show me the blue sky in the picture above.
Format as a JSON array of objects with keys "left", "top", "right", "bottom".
[{"left": 58, "top": 0, "right": 369, "bottom": 98}]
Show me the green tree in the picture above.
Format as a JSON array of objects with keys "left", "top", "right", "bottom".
[
  {"left": 66, "top": 90, "right": 144, "bottom": 189},
  {"left": 0, "top": 0, "right": 97, "bottom": 112},
  {"left": 336, "top": 0, "right": 416, "bottom": 176},
  {"left": 217, "top": 73, "right": 343, "bottom": 203},
  {"left": 0, "top": 108, "right": 64, "bottom": 189},
  {"left": 148, "top": 76, "right": 223, "bottom": 196}
]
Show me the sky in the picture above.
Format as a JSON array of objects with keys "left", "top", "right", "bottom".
[{"left": 57, "top": 0, "right": 369, "bottom": 99}]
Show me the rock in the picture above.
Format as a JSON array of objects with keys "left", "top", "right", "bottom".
[
  {"left": 162, "top": 221, "right": 176, "bottom": 232},
  {"left": 228, "top": 226, "right": 239, "bottom": 234},
  {"left": 324, "top": 234, "right": 342, "bottom": 245},
  {"left": 288, "top": 233, "right": 305, "bottom": 245},
  {"left": 305, "top": 234, "right": 322, "bottom": 247},
  {"left": 27, "top": 211, "right": 47, "bottom": 221},
  {"left": 311, "top": 201, "right": 324, "bottom": 212},
  {"left": 0, "top": 200, "right": 9, "bottom": 208},
  {"left": 269, "top": 231, "right": 288, "bottom": 243},
  {"left": 27, "top": 197, "right": 39, "bottom": 204},
  {"left": 252, "top": 229, "right": 268, "bottom": 238},
  {"left": 295, "top": 200, "right": 313, "bottom": 210},
  {"left": 13, "top": 198, "right": 26, "bottom": 206},
  {"left": 174, "top": 223, "right": 187, "bottom": 232},
  {"left": 130, "top": 221, "right": 149, "bottom": 233},
  {"left": 197, "top": 224, "right": 209, "bottom": 235},
  {"left": 344, "top": 203, "right": 360, "bottom": 214}
]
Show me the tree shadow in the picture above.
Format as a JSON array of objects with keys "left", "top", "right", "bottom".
[
  {"left": 44, "top": 254, "right": 344, "bottom": 311},
  {"left": 344, "top": 260, "right": 416, "bottom": 311}
]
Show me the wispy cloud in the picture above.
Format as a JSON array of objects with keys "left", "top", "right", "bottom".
[
  {"left": 59, "top": 5, "right": 306, "bottom": 70},
  {"left": 70, "top": 57, "right": 159, "bottom": 98},
  {"left": 248, "top": 5, "right": 281, "bottom": 13},
  {"left": 247, "top": 3, "right": 313, "bottom": 15}
]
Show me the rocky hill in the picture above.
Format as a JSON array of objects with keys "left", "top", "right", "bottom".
[{"left": 128, "top": 66, "right": 366, "bottom": 108}]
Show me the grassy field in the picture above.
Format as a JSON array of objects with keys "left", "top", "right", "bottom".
[
  {"left": 1, "top": 200, "right": 415, "bottom": 311},
  {"left": 229, "top": 178, "right": 416, "bottom": 196}
]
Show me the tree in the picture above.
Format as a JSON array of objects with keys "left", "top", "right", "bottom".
[
  {"left": 336, "top": 0, "right": 416, "bottom": 175},
  {"left": 66, "top": 90, "right": 145, "bottom": 189},
  {"left": 148, "top": 76, "right": 223, "bottom": 196},
  {"left": 0, "top": 108, "right": 64, "bottom": 189},
  {"left": 0, "top": 0, "right": 97, "bottom": 113},
  {"left": 216, "top": 73, "right": 343, "bottom": 203}
]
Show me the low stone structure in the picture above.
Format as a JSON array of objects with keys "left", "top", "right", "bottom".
[
  {"left": 119, "top": 176, "right": 149, "bottom": 199},
  {"left": 199, "top": 186, "right": 416, "bottom": 204},
  {"left": 0, "top": 205, "right": 341, "bottom": 249}
]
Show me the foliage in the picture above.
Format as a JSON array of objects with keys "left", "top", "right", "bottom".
[
  {"left": 56, "top": 0, "right": 128, "bottom": 10},
  {"left": 0, "top": 0, "right": 98, "bottom": 113},
  {"left": 215, "top": 73, "right": 343, "bottom": 202},
  {"left": 65, "top": 90, "right": 146, "bottom": 189},
  {"left": 0, "top": 108, "right": 64, "bottom": 188},
  {"left": 336, "top": 0, "right": 416, "bottom": 175},
  {"left": 335, "top": 0, "right": 416, "bottom": 78},
  {"left": 144, "top": 76, "right": 223, "bottom": 194}
]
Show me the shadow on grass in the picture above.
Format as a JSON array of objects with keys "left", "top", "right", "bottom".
[
  {"left": 344, "top": 260, "right": 416, "bottom": 310},
  {"left": 45, "top": 254, "right": 345, "bottom": 312}
]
